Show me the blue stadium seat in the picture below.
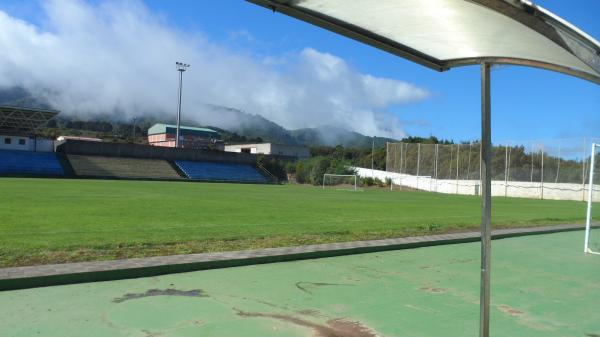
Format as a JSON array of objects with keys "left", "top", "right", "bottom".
[
  {"left": 0, "top": 150, "right": 64, "bottom": 176},
  {"left": 175, "top": 160, "right": 268, "bottom": 183}
]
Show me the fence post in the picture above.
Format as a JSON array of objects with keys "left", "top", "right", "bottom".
[
  {"left": 394, "top": 143, "right": 399, "bottom": 173},
  {"left": 456, "top": 144, "right": 460, "bottom": 194},
  {"left": 530, "top": 142, "right": 534, "bottom": 183},
  {"left": 435, "top": 143, "right": 439, "bottom": 192},
  {"left": 449, "top": 144, "right": 454, "bottom": 180},
  {"left": 385, "top": 142, "right": 389, "bottom": 172},
  {"left": 541, "top": 144, "right": 544, "bottom": 199},
  {"left": 555, "top": 140, "right": 561, "bottom": 183},
  {"left": 504, "top": 145, "right": 508, "bottom": 197},
  {"left": 582, "top": 138, "right": 587, "bottom": 201},
  {"left": 467, "top": 142, "right": 473, "bottom": 180},
  {"left": 417, "top": 143, "right": 421, "bottom": 190},
  {"left": 399, "top": 143, "right": 404, "bottom": 189}
]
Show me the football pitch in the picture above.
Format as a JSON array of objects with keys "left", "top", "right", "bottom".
[
  {"left": 0, "top": 177, "right": 597, "bottom": 267},
  {"left": 1, "top": 231, "right": 598, "bottom": 337}
]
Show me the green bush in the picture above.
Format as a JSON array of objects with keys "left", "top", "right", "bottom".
[
  {"left": 360, "top": 177, "right": 384, "bottom": 187},
  {"left": 295, "top": 161, "right": 307, "bottom": 184}
]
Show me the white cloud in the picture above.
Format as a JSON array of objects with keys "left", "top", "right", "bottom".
[{"left": 0, "top": 0, "right": 429, "bottom": 138}]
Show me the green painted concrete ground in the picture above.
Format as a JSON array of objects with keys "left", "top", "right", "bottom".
[{"left": 1, "top": 231, "right": 599, "bottom": 337}]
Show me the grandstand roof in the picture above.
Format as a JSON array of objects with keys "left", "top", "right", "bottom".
[
  {"left": 248, "top": 0, "right": 600, "bottom": 84},
  {"left": 0, "top": 105, "right": 59, "bottom": 134}
]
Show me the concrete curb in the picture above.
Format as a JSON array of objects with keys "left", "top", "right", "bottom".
[{"left": 0, "top": 224, "right": 591, "bottom": 291}]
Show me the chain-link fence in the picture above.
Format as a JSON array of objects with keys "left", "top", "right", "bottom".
[{"left": 386, "top": 138, "right": 600, "bottom": 201}]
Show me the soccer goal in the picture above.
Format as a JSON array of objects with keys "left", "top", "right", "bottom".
[
  {"left": 322, "top": 174, "right": 357, "bottom": 191},
  {"left": 584, "top": 143, "right": 600, "bottom": 255}
]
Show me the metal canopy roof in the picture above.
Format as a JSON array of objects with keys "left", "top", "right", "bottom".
[
  {"left": 248, "top": 0, "right": 600, "bottom": 84},
  {"left": 246, "top": 2, "right": 600, "bottom": 336},
  {"left": 0, "top": 105, "right": 59, "bottom": 134}
]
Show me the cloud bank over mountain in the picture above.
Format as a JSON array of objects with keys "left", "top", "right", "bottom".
[{"left": 0, "top": 0, "right": 429, "bottom": 138}]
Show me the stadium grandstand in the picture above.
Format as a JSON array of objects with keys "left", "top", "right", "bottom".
[
  {"left": 0, "top": 106, "right": 274, "bottom": 183},
  {"left": 0, "top": 105, "right": 64, "bottom": 176},
  {"left": 176, "top": 160, "right": 268, "bottom": 183}
]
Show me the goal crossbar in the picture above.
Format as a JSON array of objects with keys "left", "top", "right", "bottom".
[
  {"left": 585, "top": 143, "right": 599, "bottom": 255},
  {"left": 322, "top": 174, "right": 357, "bottom": 190}
]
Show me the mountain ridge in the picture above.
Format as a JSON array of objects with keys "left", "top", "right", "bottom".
[{"left": 0, "top": 87, "right": 398, "bottom": 148}]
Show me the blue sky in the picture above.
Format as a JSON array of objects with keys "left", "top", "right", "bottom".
[{"left": 1, "top": 0, "right": 599, "bottom": 143}]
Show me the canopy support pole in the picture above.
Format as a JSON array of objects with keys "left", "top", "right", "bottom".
[{"left": 479, "top": 62, "right": 492, "bottom": 337}]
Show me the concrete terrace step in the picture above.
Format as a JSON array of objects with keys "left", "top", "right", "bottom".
[{"left": 67, "top": 155, "right": 182, "bottom": 180}]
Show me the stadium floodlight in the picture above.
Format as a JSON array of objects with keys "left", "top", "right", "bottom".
[
  {"left": 323, "top": 173, "right": 357, "bottom": 191},
  {"left": 247, "top": 1, "right": 600, "bottom": 336},
  {"left": 175, "top": 61, "right": 190, "bottom": 148},
  {"left": 584, "top": 143, "right": 600, "bottom": 255}
]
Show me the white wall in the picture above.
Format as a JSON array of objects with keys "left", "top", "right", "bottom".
[
  {"left": 224, "top": 143, "right": 271, "bottom": 154},
  {"left": 0, "top": 135, "right": 29, "bottom": 151},
  {"left": 353, "top": 167, "right": 600, "bottom": 202},
  {"left": 225, "top": 143, "right": 309, "bottom": 158},
  {"left": 0, "top": 135, "right": 54, "bottom": 152}
]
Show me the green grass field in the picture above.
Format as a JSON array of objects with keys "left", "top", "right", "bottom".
[{"left": 0, "top": 177, "right": 597, "bottom": 267}]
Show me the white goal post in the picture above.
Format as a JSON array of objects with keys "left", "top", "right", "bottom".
[
  {"left": 584, "top": 143, "right": 599, "bottom": 255},
  {"left": 322, "top": 174, "right": 357, "bottom": 191}
]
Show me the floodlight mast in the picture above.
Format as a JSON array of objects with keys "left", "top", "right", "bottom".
[{"left": 175, "top": 62, "right": 190, "bottom": 148}]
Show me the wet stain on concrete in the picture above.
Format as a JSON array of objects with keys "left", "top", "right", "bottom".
[
  {"left": 242, "top": 297, "right": 287, "bottom": 310},
  {"left": 497, "top": 304, "right": 524, "bottom": 316},
  {"left": 295, "top": 282, "right": 352, "bottom": 295},
  {"left": 141, "top": 329, "right": 161, "bottom": 337},
  {"left": 420, "top": 286, "right": 446, "bottom": 294},
  {"left": 449, "top": 258, "right": 477, "bottom": 264},
  {"left": 112, "top": 289, "right": 207, "bottom": 303},
  {"left": 297, "top": 309, "right": 323, "bottom": 317},
  {"left": 235, "top": 309, "right": 377, "bottom": 337}
]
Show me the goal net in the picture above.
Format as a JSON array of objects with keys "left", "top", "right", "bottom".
[
  {"left": 322, "top": 174, "right": 357, "bottom": 191},
  {"left": 584, "top": 143, "right": 600, "bottom": 255}
]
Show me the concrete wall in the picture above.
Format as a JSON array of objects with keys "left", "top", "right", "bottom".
[
  {"left": 225, "top": 143, "right": 271, "bottom": 155},
  {"left": 0, "top": 135, "right": 54, "bottom": 152},
  {"left": 56, "top": 140, "right": 256, "bottom": 164},
  {"left": 353, "top": 167, "right": 600, "bottom": 202}
]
